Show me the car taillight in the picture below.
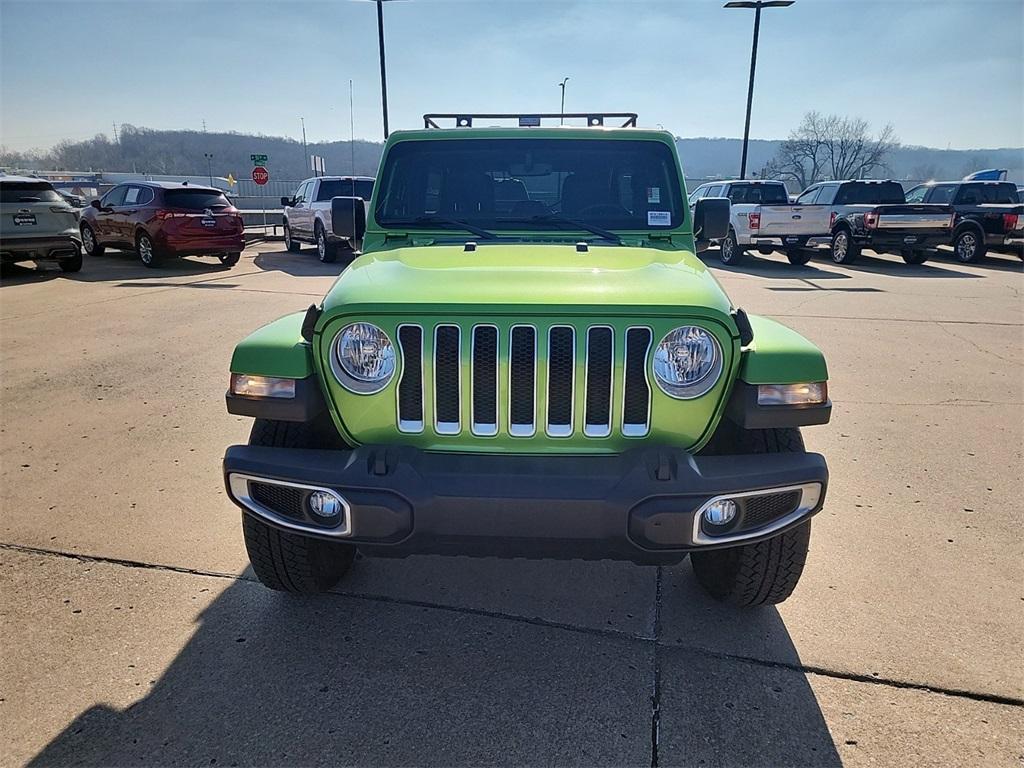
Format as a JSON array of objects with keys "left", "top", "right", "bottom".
[
  {"left": 155, "top": 209, "right": 179, "bottom": 221},
  {"left": 864, "top": 211, "right": 879, "bottom": 229},
  {"left": 748, "top": 212, "right": 760, "bottom": 230},
  {"left": 829, "top": 212, "right": 837, "bottom": 227},
  {"left": 1003, "top": 213, "right": 1019, "bottom": 231}
]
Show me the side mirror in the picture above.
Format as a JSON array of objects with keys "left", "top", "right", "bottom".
[
  {"left": 90, "top": 199, "right": 102, "bottom": 210},
  {"left": 693, "top": 197, "right": 730, "bottom": 252},
  {"left": 280, "top": 196, "right": 293, "bottom": 207},
  {"left": 331, "top": 196, "right": 366, "bottom": 241}
]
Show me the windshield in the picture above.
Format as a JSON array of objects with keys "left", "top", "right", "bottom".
[
  {"left": 316, "top": 179, "right": 374, "bottom": 201},
  {"left": 163, "top": 189, "right": 231, "bottom": 210},
  {"left": 375, "top": 138, "right": 685, "bottom": 233},
  {"left": 0, "top": 181, "right": 63, "bottom": 203}
]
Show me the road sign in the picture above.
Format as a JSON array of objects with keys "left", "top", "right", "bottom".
[
  {"left": 250, "top": 154, "right": 268, "bottom": 166},
  {"left": 251, "top": 166, "right": 269, "bottom": 185}
]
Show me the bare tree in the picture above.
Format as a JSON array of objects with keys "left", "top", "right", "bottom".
[{"left": 766, "top": 112, "right": 899, "bottom": 188}]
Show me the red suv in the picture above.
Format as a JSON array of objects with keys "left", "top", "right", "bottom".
[{"left": 80, "top": 182, "right": 244, "bottom": 267}]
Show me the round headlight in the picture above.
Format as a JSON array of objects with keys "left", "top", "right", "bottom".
[
  {"left": 653, "top": 326, "right": 723, "bottom": 399},
  {"left": 330, "top": 322, "right": 396, "bottom": 394}
]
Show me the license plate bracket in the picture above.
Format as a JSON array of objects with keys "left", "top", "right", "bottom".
[{"left": 13, "top": 213, "right": 37, "bottom": 226}]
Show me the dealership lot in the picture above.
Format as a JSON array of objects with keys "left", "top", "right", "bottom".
[{"left": 1, "top": 244, "right": 1021, "bottom": 766}]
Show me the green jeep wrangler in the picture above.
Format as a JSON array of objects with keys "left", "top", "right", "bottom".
[{"left": 224, "top": 113, "right": 831, "bottom": 606}]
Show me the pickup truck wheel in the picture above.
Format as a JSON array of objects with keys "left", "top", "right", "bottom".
[
  {"left": 953, "top": 229, "right": 985, "bottom": 263},
  {"left": 719, "top": 231, "right": 744, "bottom": 265},
  {"left": 80, "top": 224, "right": 104, "bottom": 257},
  {"left": 830, "top": 229, "right": 860, "bottom": 264},
  {"left": 690, "top": 427, "right": 812, "bottom": 607},
  {"left": 756, "top": 246, "right": 775, "bottom": 256},
  {"left": 316, "top": 224, "right": 338, "bottom": 263},
  {"left": 242, "top": 419, "right": 356, "bottom": 594},
  {"left": 284, "top": 222, "right": 302, "bottom": 253},
  {"left": 59, "top": 247, "right": 83, "bottom": 273},
  {"left": 136, "top": 232, "right": 161, "bottom": 268},
  {"left": 785, "top": 248, "right": 812, "bottom": 265},
  {"left": 901, "top": 249, "right": 928, "bottom": 265}
]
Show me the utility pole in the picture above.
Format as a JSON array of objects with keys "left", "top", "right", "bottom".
[
  {"left": 558, "top": 77, "right": 570, "bottom": 125},
  {"left": 300, "top": 117, "right": 309, "bottom": 175},
  {"left": 724, "top": 1, "right": 794, "bottom": 179},
  {"left": 112, "top": 122, "right": 119, "bottom": 143},
  {"left": 376, "top": 0, "right": 390, "bottom": 138},
  {"left": 203, "top": 153, "right": 214, "bottom": 187}
]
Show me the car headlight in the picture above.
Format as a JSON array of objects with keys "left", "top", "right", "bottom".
[
  {"left": 652, "top": 326, "right": 723, "bottom": 399},
  {"left": 330, "top": 322, "right": 396, "bottom": 394}
]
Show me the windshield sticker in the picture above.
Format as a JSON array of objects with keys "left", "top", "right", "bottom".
[
  {"left": 648, "top": 211, "right": 671, "bottom": 226},
  {"left": 647, "top": 187, "right": 661, "bottom": 204}
]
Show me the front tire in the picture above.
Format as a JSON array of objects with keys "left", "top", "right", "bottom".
[
  {"left": 80, "top": 224, "right": 104, "bottom": 257},
  {"left": 719, "top": 230, "right": 744, "bottom": 265},
  {"left": 136, "top": 232, "right": 160, "bottom": 268},
  {"left": 786, "top": 248, "right": 812, "bottom": 265},
  {"left": 953, "top": 229, "right": 985, "bottom": 263},
  {"left": 316, "top": 224, "right": 338, "bottom": 263},
  {"left": 830, "top": 229, "right": 860, "bottom": 264},
  {"left": 901, "top": 248, "right": 928, "bottom": 265},
  {"left": 690, "top": 427, "right": 813, "bottom": 607},
  {"left": 242, "top": 419, "right": 356, "bottom": 593},
  {"left": 59, "top": 246, "right": 83, "bottom": 273},
  {"left": 284, "top": 222, "right": 302, "bottom": 253}
]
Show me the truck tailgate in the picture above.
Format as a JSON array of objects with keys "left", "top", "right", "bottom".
[
  {"left": 757, "top": 205, "right": 809, "bottom": 236},
  {"left": 874, "top": 204, "right": 952, "bottom": 229}
]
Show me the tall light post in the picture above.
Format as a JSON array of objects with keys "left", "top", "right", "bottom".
[
  {"left": 724, "top": 0, "right": 794, "bottom": 179},
  {"left": 300, "top": 117, "right": 309, "bottom": 173},
  {"left": 558, "top": 77, "right": 570, "bottom": 125},
  {"left": 203, "top": 153, "right": 214, "bottom": 187}
]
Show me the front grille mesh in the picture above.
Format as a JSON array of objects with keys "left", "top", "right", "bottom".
[
  {"left": 251, "top": 482, "right": 305, "bottom": 520},
  {"left": 396, "top": 323, "right": 656, "bottom": 439},
  {"left": 741, "top": 490, "right": 801, "bottom": 529}
]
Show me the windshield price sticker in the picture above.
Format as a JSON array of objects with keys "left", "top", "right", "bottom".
[
  {"left": 647, "top": 187, "right": 661, "bottom": 204},
  {"left": 648, "top": 211, "right": 671, "bottom": 226}
]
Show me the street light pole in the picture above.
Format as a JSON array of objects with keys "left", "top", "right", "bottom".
[
  {"left": 725, "top": 1, "right": 794, "bottom": 179},
  {"left": 300, "top": 117, "right": 309, "bottom": 174},
  {"left": 203, "top": 153, "right": 214, "bottom": 187},
  {"left": 376, "top": 0, "right": 390, "bottom": 139},
  {"left": 558, "top": 77, "right": 569, "bottom": 125}
]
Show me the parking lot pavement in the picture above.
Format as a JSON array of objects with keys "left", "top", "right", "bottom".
[{"left": 1, "top": 243, "right": 1022, "bottom": 765}]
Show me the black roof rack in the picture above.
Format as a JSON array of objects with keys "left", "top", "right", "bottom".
[{"left": 422, "top": 112, "right": 639, "bottom": 129}]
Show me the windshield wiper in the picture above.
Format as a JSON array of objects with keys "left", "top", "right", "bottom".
[
  {"left": 509, "top": 213, "right": 622, "bottom": 245},
  {"left": 410, "top": 215, "right": 497, "bottom": 240}
]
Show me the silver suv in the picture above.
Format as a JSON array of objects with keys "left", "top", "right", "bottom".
[{"left": 0, "top": 176, "right": 82, "bottom": 272}]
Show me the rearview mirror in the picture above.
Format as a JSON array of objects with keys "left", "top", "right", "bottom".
[
  {"left": 331, "top": 196, "right": 366, "bottom": 241},
  {"left": 693, "top": 197, "right": 730, "bottom": 252}
]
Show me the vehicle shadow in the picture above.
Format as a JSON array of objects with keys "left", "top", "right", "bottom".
[
  {"left": 27, "top": 559, "right": 841, "bottom": 767},
  {"left": 834, "top": 250, "right": 982, "bottom": 278},
  {"left": 928, "top": 247, "right": 1024, "bottom": 274},
  {"left": 253, "top": 247, "right": 353, "bottom": 277},
  {"left": 0, "top": 252, "right": 233, "bottom": 286},
  {"left": 699, "top": 249, "right": 851, "bottom": 280}
]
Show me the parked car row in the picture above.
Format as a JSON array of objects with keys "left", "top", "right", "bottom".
[{"left": 689, "top": 178, "right": 1024, "bottom": 266}]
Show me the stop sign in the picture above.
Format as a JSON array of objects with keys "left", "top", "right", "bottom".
[{"left": 251, "top": 166, "right": 269, "bottom": 185}]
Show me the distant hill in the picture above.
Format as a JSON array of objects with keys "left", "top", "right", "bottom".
[{"left": 2, "top": 125, "right": 1021, "bottom": 185}]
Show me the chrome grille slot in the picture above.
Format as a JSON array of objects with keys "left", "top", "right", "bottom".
[
  {"left": 472, "top": 325, "right": 499, "bottom": 436},
  {"left": 397, "top": 325, "right": 424, "bottom": 432},
  {"left": 434, "top": 324, "right": 461, "bottom": 434},
  {"left": 584, "top": 326, "right": 614, "bottom": 437},
  {"left": 546, "top": 326, "right": 575, "bottom": 437},
  {"left": 622, "top": 327, "right": 652, "bottom": 437},
  {"left": 509, "top": 326, "right": 536, "bottom": 436}
]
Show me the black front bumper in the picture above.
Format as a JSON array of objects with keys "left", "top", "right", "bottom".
[{"left": 223, "top": 445, "right": 828, "bottom": 564}]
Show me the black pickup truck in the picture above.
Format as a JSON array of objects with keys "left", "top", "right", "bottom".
[{"left": 904, "top": 180, "right": 1023, "bottom": 262}]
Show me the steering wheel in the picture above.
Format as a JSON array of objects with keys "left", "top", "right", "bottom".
[{"left": 575, "top": 203, "right": 631, "bottom": 219}]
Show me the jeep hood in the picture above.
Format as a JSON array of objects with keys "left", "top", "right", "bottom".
[{"left": 320, "top": 243, "right": 733, "bottom": 319}]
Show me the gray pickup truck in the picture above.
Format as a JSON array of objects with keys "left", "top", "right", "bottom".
[
  {"left": 281, "top": 176, "right": 374, "bottom": 263},
  {"left": 752, "top": 180, "right": 952, "bottom": 266}
]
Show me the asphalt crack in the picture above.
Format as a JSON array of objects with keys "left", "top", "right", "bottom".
[{"left": 3, "top": 541, "right": 1022, "bottom": 710}]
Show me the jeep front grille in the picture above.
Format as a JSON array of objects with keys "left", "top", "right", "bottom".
[{"left": 396, "top": 323, "right": 652, "bottom": 439}]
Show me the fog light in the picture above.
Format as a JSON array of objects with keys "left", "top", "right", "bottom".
[
  {"left": 703, "top": 499, "right": 737, "bottom": 526},
  {"left": 308, "top": 491, "right": 343, "bottom": 521}
]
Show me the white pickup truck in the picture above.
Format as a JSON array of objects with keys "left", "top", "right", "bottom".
[
  {"left": 687, "top": 180, "right": 797, "bottom": 265},
  {"left": 281, "top": 176, "right": 374, "bottom": 262}
]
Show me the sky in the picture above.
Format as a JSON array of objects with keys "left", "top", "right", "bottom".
[{"left": 1, "top": 0, "right": 1022, "bottom": 152}]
